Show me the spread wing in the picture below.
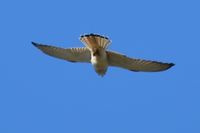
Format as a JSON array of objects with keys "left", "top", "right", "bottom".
[
  {"left": 107, "top": 51, "right": 174, "bottom": 72},
  {"left": 32, "top": 42, "right": 91, "bottom": 63}
]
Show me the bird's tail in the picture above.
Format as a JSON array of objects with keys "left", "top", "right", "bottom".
[{"left": 80, "top": 33, "right": 111, "bottom": 51}]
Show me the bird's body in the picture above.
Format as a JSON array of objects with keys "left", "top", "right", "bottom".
[
  {"left": 90, "top": 48, "right": 108, "bottom": 76},
  {"left": 32, "top": 33, "right": 174, "bottom": 76}
]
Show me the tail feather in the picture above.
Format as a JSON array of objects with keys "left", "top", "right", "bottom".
[{"left": 80, "top": 33, "right": 111, "bottom": 50}]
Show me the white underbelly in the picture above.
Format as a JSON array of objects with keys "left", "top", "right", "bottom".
[
  {"left": 91, "top": 56, "right": 108, "bottom": 68},
  {"left": 91, "top": 55, "right": 108, "bottom": 75}
]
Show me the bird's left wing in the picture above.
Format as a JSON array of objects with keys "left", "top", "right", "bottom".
[
  {"left": 107, "top": 51, "right": 174, "bottom": 72},
  {"left": 32, "top": 42, "right": 91, "bottom": 63}
]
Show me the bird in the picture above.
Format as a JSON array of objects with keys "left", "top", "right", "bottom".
[{"left": 32, "top": 33, "right": 174, "bottom": 76}]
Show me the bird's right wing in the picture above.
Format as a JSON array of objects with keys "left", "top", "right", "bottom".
[
  {"left": 107, "top": 51, "right": 174, "bottom": 72},
  {"left": 32, "top": 42, "right": 91, "bottom": 63}
]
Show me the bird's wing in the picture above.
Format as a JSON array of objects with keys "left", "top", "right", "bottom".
[
  {"left": 107, "top": 51, "right": 174, "bottom": 72},
  {"left": 32, "top": 42, "right": 91, "bottom": 63}
]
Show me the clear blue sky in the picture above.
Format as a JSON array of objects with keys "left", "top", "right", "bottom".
[{"left": 0, "top": 0, "right": 200, "bottom": 133}]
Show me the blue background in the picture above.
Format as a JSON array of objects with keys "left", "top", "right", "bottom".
[{"left": 1, "top": 0, "right": 200, "bottom": 133}]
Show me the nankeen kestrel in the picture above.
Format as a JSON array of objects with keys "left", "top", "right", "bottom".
[{"left": 32, "top": 33, "right": 174, "bottom": 76}]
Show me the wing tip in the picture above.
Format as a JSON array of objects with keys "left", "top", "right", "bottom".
[
  {"left": 159, "top": 62, "right": 175, "bottom": 72},
  {"left": 32, "top": 41, "right": 39, "bottom": 47},
  {"left": 168, "top": 62, "right": 175, "bottom": 67},
  {"left": 32, "top": 42, "right": 49, "bottom": 48},
  {"left": 129, "top": 62, "right": 175, "bottom": 72},
  {"left": 167, "top": 63, "right": 175, "bottom": 69}
]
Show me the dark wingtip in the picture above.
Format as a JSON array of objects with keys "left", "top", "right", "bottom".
[
  {"left": 166, "top": 63, "right": 175, "bottom": 70},
  {"left": 169, "top": 63, "right": 175, "bottom": 67},
  {"left": 32, "top": 41, "right": 38, "bottom": 46}
]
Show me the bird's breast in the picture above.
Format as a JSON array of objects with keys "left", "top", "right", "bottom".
[
  {"left": 91, "top": 50, "right": 108, "bottom": 76},
  {"left": 91, "top": 54, "right": 108, "bottom": 67}
]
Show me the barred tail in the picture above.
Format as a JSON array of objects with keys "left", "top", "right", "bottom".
[{"left": 80, "top": 33, "right": 111, "bottom": 50}]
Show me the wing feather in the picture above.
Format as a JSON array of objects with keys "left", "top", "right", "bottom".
[
  {"left": 107, "top": 51, "right": 174, "bottom": 72},
  {"left": 32, "top": 42, "right": 91, "bottom": 63}
]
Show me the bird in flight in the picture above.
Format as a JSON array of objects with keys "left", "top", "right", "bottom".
[{"left": 32, "top": 33, "right": 174, "bottom": 76}]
